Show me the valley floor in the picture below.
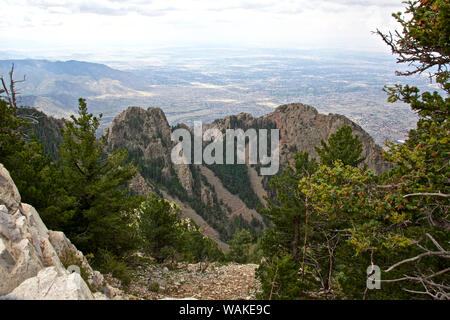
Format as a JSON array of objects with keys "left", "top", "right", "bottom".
[{"left": 126, "top": 262, "right": 261, "bottom": 300}]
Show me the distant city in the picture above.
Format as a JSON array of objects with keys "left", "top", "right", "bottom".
[{"left": 0, "top": 47, "right": 436, "bottom": 146}]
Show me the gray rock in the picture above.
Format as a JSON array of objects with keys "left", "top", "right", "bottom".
[
  {"left": 21, "top": 204, "right": 48, "bottom": 238},
  {"left": 0, "top": 164, "right": 21, "bottom": 213},
  {"left": 0, "top": 163, "right": 122, "bottom": 300},
  {"left": 48, "top": 231, "right": 105, "bottom": 292},
  {"left": 4, "top": 266, "right": 94, "bottom": 300},
  {"left": 0, "top": 205, "right": 44, "bottom": 295},
  {"left": 0, "top": 238, "right": 15, "bottom": 272}
]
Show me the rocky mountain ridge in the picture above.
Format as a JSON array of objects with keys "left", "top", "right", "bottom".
[
  {"left": 0, "top": 102, "right": 393, "bottom": 299},
  {"left": 21, "top": 102, "right": 391, "bottom": 250},
  {"left": 208, "top": 103, "right": 390, "bottom": 174}
]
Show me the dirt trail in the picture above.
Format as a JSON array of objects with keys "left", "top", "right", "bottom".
[
  {"left": 128, "top": 262, "right": 261, "bottom": 300},
  {"left": 231, "top": 205, "right": 246, "bottom": 216}
]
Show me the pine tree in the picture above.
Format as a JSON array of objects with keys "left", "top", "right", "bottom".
[
  {"left": 138, "top": 193, "right": 183, "bottom": 263},
  {"left": 0, "top": 98, "right": 55, "bottom": 212},
  {"left": 228, "top": 229, "right": 253, "bottom": 263},
  {"left": 260, "top": 151, "right": 317, "bottom": 263},
  {"left": 373, "top": 0, "right": 450, "bottom": 298},
  {"left": 299, "top": 0, "right": 449, "bottom": 299},
  {"left": 315, "top": 125, "right": 365, "bottom": 167},
  {"left": 52, "top": 98, "right": 143, "bottom": 259}
]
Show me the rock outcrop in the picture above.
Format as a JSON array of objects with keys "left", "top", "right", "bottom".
[
  {"left": 104, "top": 106, "right": 195, "bottom": 195},
  {"left": 0, "top": 163, "right": 119, "bottom": 300},
  {"left": 268, "top": 103, "right": 390, "bottom": 174},
  {"left": 104, "top": 107, "right": 225, "bottom": 244},
  {"left": 209, "top": 103, "right": 391, "bottom": 174},
  {"left": 0, "top": 164, "right": 21, "bottom": 213},
  {"left": 4, "top": 266, "right": 95, "bottom": 300}
]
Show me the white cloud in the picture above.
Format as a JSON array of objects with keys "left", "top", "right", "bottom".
[{"left": 1, "top": 0, "right": 405, "bottom": 54}]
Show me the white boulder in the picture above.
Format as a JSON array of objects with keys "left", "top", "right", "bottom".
[
  {"left": 0, "top": 163, "right": 119, "bottom": 300},
  {"left": 3, "top": 266, "right": 94, "bottom": 300}
]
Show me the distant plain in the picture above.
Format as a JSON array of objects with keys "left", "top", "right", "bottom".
[{"left": 0, "top": 47, "right": 436, "bottom": 145}]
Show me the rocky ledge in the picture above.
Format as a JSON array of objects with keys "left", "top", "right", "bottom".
[
  {"left": 127, "top": 261, "right": 261, "bottom": 300},
  {"left": 0, "top": 163, "right": 123, "bottom": 300}
]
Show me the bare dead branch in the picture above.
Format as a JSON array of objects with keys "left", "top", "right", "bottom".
[
  {"left": 426, "top": 233, "right": 445, "bottom": 252},
  {"left": 403, "top": 192, "right": 450, "bottom": 199},
  {"left": 385, "top": 251, "right": 450, "bottom": 273},
  {"left": 375, "top": 184, "right": 400, "bottom": 190},
  {"left": 1, "top": 63, "right": 26, "bottom": 108}
]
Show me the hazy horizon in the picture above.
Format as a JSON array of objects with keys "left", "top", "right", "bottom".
[
  {"left": 0, "top": 46, "right": 402, "bottom": 72},
  {"left": 0, "top": 0, "right": 423, "bottom": 146},
  {"left": 2, "top": 0, "right": 404, "bottom": 61}
]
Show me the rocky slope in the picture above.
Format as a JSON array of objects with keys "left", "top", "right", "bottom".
[
  {"left": 0, "top": 163, "right": 123, "bottom": 300},
  {"left": 128, "top": 261, "right": 260, "bottom": 300},
  {"left": 199, "top": 166, "right": 263, "bottom": 224}
]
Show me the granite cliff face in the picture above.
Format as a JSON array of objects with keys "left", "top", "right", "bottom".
[
  {"left": 269, "top": 103, "right": 390, "bottom": 174},
  {"left": 104, "top": 107, "right": 194, "bottom": 196},
  {"left": 0, "top": 163, "right": 122, "bottom": 300}
]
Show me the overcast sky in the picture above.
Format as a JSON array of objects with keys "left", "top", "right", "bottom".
[{"left": 1, "top": 0, "right": 404, "bottom": 57}]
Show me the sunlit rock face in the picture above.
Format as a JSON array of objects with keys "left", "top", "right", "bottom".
[{"left": 0, "top": 163, "right": 114, "bottom": 300}]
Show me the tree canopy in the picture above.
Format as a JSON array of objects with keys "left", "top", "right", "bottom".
[{"left": 315, "top": 125, "right": 365, "bottom": 168}]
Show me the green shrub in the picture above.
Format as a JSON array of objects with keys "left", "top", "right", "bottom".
[
  {"left": 148, "top": 281, "right": 160, "bottom": 293},
  {"left": 182, "top": 228, "right": 225, "bottom": 263},
  {"left": 95, "top": 249, "right": 132, "bottom": 286},
  {"left": 227, "top": 230, "right": 253, "bottom": 263},
  {"left": 256, "top": 254, "right": 301, "bottom": 300},
  {"left": 138, "top": 194, "right": 183, "bottom": 263}
]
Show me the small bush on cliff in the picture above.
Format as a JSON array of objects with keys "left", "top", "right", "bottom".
[{"left": 59, "top": 250, "right": 102, "bottom": 292}]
